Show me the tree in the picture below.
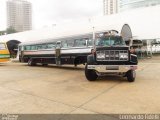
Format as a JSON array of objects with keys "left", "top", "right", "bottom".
[{"left": 6, "top": 27, "right": 17, "bottom": 34}]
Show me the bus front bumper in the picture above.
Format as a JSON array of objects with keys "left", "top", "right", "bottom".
[{"left": 87, "top": 65, "right": 137, "bottom": 73}]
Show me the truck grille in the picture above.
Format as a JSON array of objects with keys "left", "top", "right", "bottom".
[{"left": 96, "top": 50, "right": 128, "bottom": 61}]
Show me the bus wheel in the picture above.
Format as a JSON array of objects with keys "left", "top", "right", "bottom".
[
  {"left": 28, "top": 59, "right": 36, "bottom": 66},
  {"left": 85, "top": 64, "right": 98, "bottom": 81},
  {"left": 42, "top": 64, "right": 48, "bottom": 66},
  {"left": 19, "top": 58, "right": 21, "bottom": 62},
  {"left": 126, "top": 70, "right": 136, "bottom": 82}
]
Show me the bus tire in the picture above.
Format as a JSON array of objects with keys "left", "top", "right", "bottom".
[
  {"left": 42, "top": 64, "right": 48, "bottom": 66},
  {"left": 126, "top": 70, "right": 136, "bottom": 82},
  {"left": 85, "top": 64, "right": 98, "bottom": 81},
  {"left": 19, "top": 58, "right": 21, "bottom": 62},
  {"left": 28, "top": 58, "right": 36, "bottom": 66},
  {"left": 19, "top": 57, "right": 24, "bottom": 62}
]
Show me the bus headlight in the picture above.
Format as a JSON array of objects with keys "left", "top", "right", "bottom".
[{"left": 119, "top": 53, "right": 128, "bottom": 59}]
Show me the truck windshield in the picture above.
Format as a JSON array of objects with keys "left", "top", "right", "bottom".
[{"left": 96, "top": 36, "right": 126, "bottom": 47}]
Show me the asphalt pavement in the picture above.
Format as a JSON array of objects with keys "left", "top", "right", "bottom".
[{"left": 0, "top": 56, "right": 160, "bottom": 114}]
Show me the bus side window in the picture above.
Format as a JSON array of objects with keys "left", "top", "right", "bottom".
[
  {"left": 37, "top": 45, "right": 42, "bottom": 50},
  {"left": 67, "top": 39, "right": 74, "bottom": 47},
  {"left": 41, "top": 44, "right": 47, "bottom": 49},
  {"left": 30, "top": 45, "right": 37, "bottom": 50},
  {"left": 47, "top": 43, "right": 55, "bottom": 49},
  {"left": 74, "top": 39, "right": 87, "bottom": 47},
  {"left": 37, "top": 44, "right": 45, "bottom": 50},
  {"left": 87, "top": 39, "right": 93, "bottom": 46},
  {"left": 24, "top": 46, "right": 31, "bottom": 50},
  {"left": 61, "top": 41, "right": 68, "bottom": 48}
]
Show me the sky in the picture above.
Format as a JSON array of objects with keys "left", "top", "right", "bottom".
[{"left": 0, "top": 0, "right": 103, "bottom": 31}]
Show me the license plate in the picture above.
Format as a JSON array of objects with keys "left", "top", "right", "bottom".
[{"left": 106, "top": 66, "right": 119, "bottom": 70}]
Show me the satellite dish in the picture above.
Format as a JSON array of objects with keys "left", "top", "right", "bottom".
[{"left": 121, "top": 24, "right": 132, "bottom": 41}]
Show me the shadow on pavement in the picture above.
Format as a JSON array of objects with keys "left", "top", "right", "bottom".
[
  {"left": 95, "top": 74, "right": 128, "bottom": 83},
  {"left": 0, "top": 63, "right": 8, "bottom": 66},
  {"left": 24, "top": 64, "right": 85, "bottom": 71},
  {"left": 23, "top": 64, "right": 129, "bottom": 83}
]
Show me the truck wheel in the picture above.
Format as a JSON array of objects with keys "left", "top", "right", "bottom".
[
  {"left": 85, "top": 64, "right": 98, "bottom": 81},
  {"left": 126, "top": 70, "right": 136, "bottom": 82},
  {"left": 28, "top": 59, "right": 36, "bottom": 66}
]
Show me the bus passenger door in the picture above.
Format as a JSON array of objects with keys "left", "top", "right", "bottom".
[{"left": 55, "top": 41, "right": 61, "bottom": 65}]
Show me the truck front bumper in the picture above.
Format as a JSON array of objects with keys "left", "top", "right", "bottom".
[{"left": 87, "top": 65, "right": 137, "bottom": 73}]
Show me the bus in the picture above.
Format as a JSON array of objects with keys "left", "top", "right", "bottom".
[
  {"left": 18, "top": 24, "right": 138, "bottom": 82},
  {"left": 0, "top": 42, "right": 10, "bottom": 62},
  {"left": 18, "top": 33, "right": 93, "bottom": 66}
]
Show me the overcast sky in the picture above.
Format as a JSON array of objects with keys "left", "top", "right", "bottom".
[{"left": 0, "top": 0, "right": 103, "bottom": 31}]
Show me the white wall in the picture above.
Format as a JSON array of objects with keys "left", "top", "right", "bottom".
[{"left": 1, "top": 5, "right": 160, "bottom": 43}]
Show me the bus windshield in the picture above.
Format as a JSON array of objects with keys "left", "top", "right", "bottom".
[
  {"left": 96, "top": 36, "right": 126, "bottom": 47},
  {"left": 0, "top": 43, "right": 6, "bottom": 50}
]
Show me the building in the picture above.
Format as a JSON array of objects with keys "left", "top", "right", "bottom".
[
  {"left": 103, "top": 0, "right": 118, "bottom": 15},
  {"left": 119, "top": 0, "right": 160, "bottom": 12},
  {"left": 7, "top": 0, "right": 32, "bottom": 32}
]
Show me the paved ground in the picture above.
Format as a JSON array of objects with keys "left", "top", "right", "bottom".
[{"left": 0, "top": 56, "right": 160, "bottom": 114}]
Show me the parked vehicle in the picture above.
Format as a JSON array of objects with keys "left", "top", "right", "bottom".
[
  {"left": 85, "top": 31, "right": 138, "bottom": 82},
  {"left": 18, "top": 33, "right": 93, "bottom": 66},
  {"left": 0, "top": 42, "right": 10, "bottom": 62},
  {"left": 18, "top": 24, "right": 138, "bottom": 82}
]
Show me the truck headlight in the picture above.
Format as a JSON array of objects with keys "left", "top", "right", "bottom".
[
  {"left": 119, "top": 53, "right": 128, "bottom": 59},
  {"left": 97, "top": 53, "right": 105, "bottom": 59}
]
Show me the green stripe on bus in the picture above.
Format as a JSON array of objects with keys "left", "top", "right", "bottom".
[{"left": 0, "top": 54, "right": 10, "bottom": 58}]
